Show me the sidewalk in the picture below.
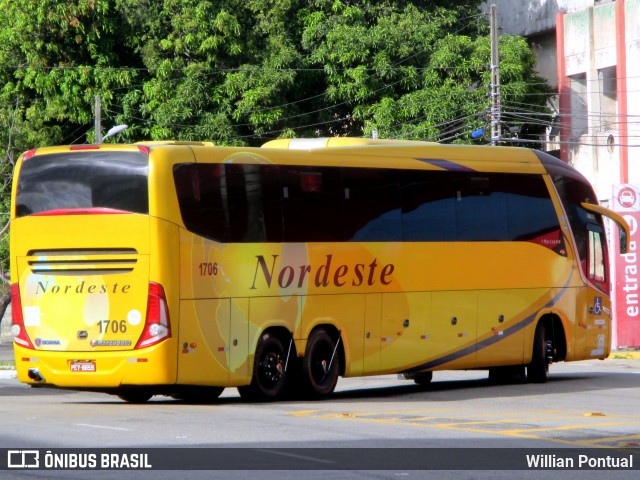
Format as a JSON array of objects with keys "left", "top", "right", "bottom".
[
  {"left": 609, "top": 349, "right": 640, "bottom": 360},
  {"left": 0, "top": 321, "right": 14, "bottom": 364},
  {"left": 0, "top": 305, "right": 14, "bottom": 364}
]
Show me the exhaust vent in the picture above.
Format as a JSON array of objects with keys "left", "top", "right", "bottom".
[{"left": 26, "top": 248, "right": 138, "bottom": 276}]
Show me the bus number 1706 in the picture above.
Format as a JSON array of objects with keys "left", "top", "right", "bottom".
[
  {"left": 97, "top": 320, "right": 127, "bottom": 334},
  {"left": 199, "top": 262, "right": 218, "bottom": 276}
]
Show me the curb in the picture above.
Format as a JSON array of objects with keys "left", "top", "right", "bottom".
[{"left": 608, "top": 351, "right": 640, "bottom": 360}]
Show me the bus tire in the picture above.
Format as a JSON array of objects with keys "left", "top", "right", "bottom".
[
  {"left": 117, "top": 391, "right": 153, "bottom": 403},
  {"left": 412, "top": 371, "right": 433, "bottom": 386},
  {"left": 527, "top": 323, "right": 550, "bottom": 383},
  {"left": 238, "top": 333, "right": 287, "bottom": 402},
  {"left": 301, "top": 328, "right": 340, "bottom": 400},
  {"left": 403, "top": 371, "right": 433, "bottom": 386}
]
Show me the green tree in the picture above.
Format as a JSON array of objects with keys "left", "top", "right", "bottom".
[
  {"left": 0, "top": 0, "right": 142, "bottom": 308},
  {"left": 297, "top": 1, "right": 551, "bottom": 143}
]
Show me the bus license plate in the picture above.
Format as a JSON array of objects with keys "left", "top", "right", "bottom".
[{"left": 70, "top": 361, "right": 96, "bottom": 372}]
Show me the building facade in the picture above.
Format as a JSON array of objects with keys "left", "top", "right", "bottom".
[
  {"left": 557, "top": 0, "right": 640, "bottom": 349},
  {"left": 557, "top": 0, "right": 640, "bottom": 196},
  {"left": 484, "top": 1, "right": 640, "bottom": 348}
]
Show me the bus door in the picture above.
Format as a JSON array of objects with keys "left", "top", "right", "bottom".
[
  {"left": 578, "top": 223, "right": 610, "bottom": 358},
  {"left": 574, "top": 203, "right": 629, "bottom": 358}
]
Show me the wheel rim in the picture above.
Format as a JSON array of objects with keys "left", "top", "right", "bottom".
[
  {"left": 257, "top": 350, "right": 284, "bottom": 389},
  {"left": 309, "top": 338, "right": 334, "bottom": 387}
]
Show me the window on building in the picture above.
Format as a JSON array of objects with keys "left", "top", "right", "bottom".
[
  {"left": 570, "top": 74, "right": 588, "bottom": 138},
  {"left": 598, "top": 66, "right": 617, "bottom": 131}
]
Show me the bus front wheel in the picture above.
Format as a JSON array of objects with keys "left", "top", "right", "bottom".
[
  {"left": 527, "top": 323, "right": 551, "bottom": 383},
  {"left": 301, "top": 328, "right": 340, "bottom": 400},
  {"left": 239, "top": 332, "right": 287, "bottom": 402}
]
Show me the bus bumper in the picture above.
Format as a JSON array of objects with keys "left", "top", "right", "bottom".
[{"left": 12, "top": 340, "right": 178, "bottom": 389}]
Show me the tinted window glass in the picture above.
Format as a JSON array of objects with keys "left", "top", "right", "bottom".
[
  {"left": 227, "top": 164, "right": 282, "bottom": 242},
  {"left": 401, "top": 171, "right": 560, "bottom": 243},
  {"left": 402, "top": 171, "right": 457, "bottom": 241},
  {"left": 173, "top": 163, "right": 561, "bottom": 248},
  {"left": 281, "top": 166, "right": 342, "bottom": 242},
  {"left": 16, "top": 151, "right": 148, "bottom": 217},
  {"left": 173, "top": 164, "right": 229, "bottom": 242},
  {"left": 552, "top": 174, "right": 601, "bottom": 268},
  {"left": 343, "top": 168, "right": 401, "bottom": 241}
]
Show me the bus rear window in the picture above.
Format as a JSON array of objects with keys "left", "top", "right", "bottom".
[{"left": 15, "top": 151, "right": 149, "bottom": 217}]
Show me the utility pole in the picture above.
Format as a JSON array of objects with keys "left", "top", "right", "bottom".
[
  {"left": 94, "top": 95, "right": 102, "bottom": 144},
  {"left": 489, "top": 4, "right": 501, "bottom": 145}
]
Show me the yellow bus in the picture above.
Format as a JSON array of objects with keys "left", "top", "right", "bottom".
[{"left": 10, "top": 138, "right": 629, "bottom": 403}]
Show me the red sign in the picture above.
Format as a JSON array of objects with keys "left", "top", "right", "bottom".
[{"left": 612, "top": 184, "right": 640, "bottom": 348}]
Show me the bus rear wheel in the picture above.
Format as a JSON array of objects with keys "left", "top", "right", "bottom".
[
  {"left": 117, "top": 391, "right": 153, "bottom": 403},
  {"left": 411, "top": 371, "right": 433, "bottom": 386},
  {"left": 238, "top": 332, "right": 287, "bottom": 402},
  {"left": 171, "top": 386, "right": 224, "bottom": 403},
  {"left": 301, "top": 328, "right": 340, "bottom": 400}
]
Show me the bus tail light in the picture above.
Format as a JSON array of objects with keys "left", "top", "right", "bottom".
[
  {"left": 135, "top": 282, "right": 171, "bottom": 349},
  {"left": 11, "top": 284, "right": 34, "bottom": 349}
]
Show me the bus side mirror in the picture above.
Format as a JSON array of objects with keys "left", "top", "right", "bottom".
[
  {"left": 581, "top": 202, "right": 630, "bottom": 255},
  {"left": 619, "top": 229, "right": 629, "bottom": 255}
]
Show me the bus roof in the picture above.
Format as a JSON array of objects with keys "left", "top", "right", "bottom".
[
  {"left": 261, "top": 137, "right": 437, "bottom": 149},
  {"left": 18, "top": 138, "right": 564, "bottom": 176}
]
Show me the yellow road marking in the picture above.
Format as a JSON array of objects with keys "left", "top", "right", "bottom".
[
  {"left": 289, "top": 408, "right": 640, "bottom": 448},
  {"left": 581, "top": 433, "right": 640, "bottom": 444},
  {"left": 498, "top": 421, "right": 640, "bottom": 435}
]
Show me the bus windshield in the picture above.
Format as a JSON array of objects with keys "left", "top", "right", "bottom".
[{"left": 15, "top": 150, "right": 149, "bottom": 217}]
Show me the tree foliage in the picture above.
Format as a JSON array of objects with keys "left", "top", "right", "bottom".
[{"left": 0, "top": 0, "right": 552, "bottom": 274}]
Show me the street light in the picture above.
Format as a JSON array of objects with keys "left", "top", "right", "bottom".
[{"left": 101, "top": 124, "right": 128, "bottom": 143}]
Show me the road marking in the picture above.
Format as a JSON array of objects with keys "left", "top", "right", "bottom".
[
  {"left": 290, "top": 409, "right": 321, "bottom": 417},
  {"left": 581, "top": 433, "right": 640, "bottom": 445},
  {"left": 498, "top": 421, "right": 640, "bottom": 434},
  {"left": 289, "top": 408, "right": 640, "bottom": 448},
  {"left": 74, "top": 423, "right": 130, "bottom": 431}
]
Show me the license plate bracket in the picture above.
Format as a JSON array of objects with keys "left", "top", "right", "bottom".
[{"left": 70, "top": 361, "right": 96, "bottom": 372}]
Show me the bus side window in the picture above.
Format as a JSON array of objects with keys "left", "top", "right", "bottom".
[
  {"left": 226, "top": 164, "right": 283, "bottom": 243},
  {"left": 281, "top": 166, "right": 342, "bottom": 242},
  {"left": 587, "top": 223, "right": 608, "bottom": 291},
  {"left": 173, "top": 163, "right": 229, "bottom": 242}
]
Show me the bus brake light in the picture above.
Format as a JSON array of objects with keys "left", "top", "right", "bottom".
[
  {"left": 11, "top": 284, "right": 34, "bottom": 349},
  {"left": 135, "top": 282, "right": 171, "bottom": 349},
  {"left": 22, "top": 149, "right": 37, "bottom": 161}
]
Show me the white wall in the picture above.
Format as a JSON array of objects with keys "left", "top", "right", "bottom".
[{"left": 481, "top": 0, "right": 596, "bottom": 36}]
